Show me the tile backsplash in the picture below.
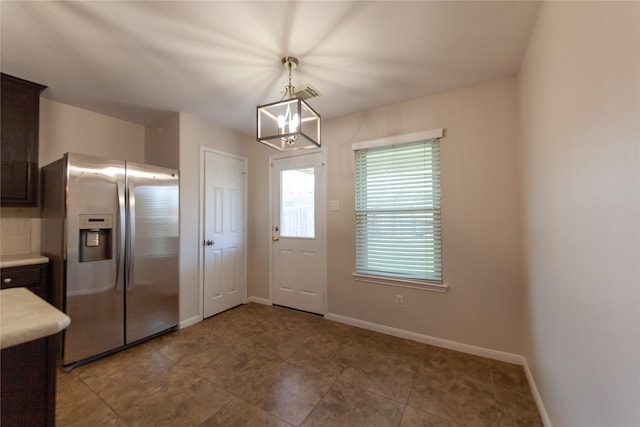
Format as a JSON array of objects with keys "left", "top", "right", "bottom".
[{"left": 0, "top": 208, "right": 33, "bottom": 255}]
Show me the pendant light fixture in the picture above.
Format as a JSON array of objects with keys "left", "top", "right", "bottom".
[{"left": 256, "top": 57, "right": 321, "bottom": 151}]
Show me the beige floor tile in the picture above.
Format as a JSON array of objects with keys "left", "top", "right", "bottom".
[
  {"left": 199, "top": 397, "right": 293, "bottom": 426},
  {"left": 286, "top": 334, "right": 359, "bottom": 378},
  {"left": 494, "top": 384, "right": 543, "bottom": 427},
  {"left": 238, "top": 361, "right": 335, "bottom": 425},
  {"left": 301, "top": 381, "right": 405, "bottom": 427},
  {"left": 152, "top": 327, "right": 221, "bottom": 358},
  {"left": 400, "top": 405, "right": 466, "bottom": 427},
  {"left": 118, "top": 376, "right": 234, "bottom": 427},
  {"left": 490, "top": 360, "right": 530, "bottom": 392},
  {"left": 376, "top": 334, "right": 431, "bottom": 361},
  {"left": 74, "top": 342, "right": 174, "bottom": 384},
  {"left": 408, "top": 365, "right": 499, "bottom": 427},
  {"left": 194, "top": 343, "right": 283, "bottom": 395},
  {"left": 56, "top": 373, "right": 128, "bottom": 427},
  {"left": 425, "top": 346, "right": 493, "bottom": 388},
  {"left": 56, "top": 303, "right": 542, "bottom": 427},
  {"left": 248, "top": 326, "right": 316, "bottom": 360},
  {"left": 338, "top": 350, "right": 418, "bottom": 403},
  {"left": 74, "top": 350, "right": 177, "bottom": 411}
]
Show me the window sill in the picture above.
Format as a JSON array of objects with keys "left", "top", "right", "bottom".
[{"left": 352, "top": 273, "right": 449, "bottom": 293}]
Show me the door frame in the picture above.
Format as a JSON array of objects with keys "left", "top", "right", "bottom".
[
  {"left": 268, "top": 147, "right": 328, "bottom": 315},
  {"left": 198, "top": 146, "right": 248, "bottom": 320}
]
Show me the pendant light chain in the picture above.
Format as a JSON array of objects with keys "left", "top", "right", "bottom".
[{"left": 282, "top": 57, "right": 297, "bottom": 100}]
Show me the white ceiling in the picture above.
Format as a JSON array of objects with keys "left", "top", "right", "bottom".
[{"left": 1, "top": 1, "right": 540, "bottom": 137}]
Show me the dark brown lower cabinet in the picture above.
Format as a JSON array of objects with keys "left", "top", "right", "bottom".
[{"left": 1, "top": 263, "right": 56, "bottom": 427}]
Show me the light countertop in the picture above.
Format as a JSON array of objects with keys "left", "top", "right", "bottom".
[
  {"left": 1, "top": 287, "right": 70, "bottom": 349},
  {"left": 0, "top": 253, "right": 49, "bottom": 269}
]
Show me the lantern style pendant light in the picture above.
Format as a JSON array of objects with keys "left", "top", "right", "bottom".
[{"left": 256, "top": 57, "right": 321, "bottom": 151}]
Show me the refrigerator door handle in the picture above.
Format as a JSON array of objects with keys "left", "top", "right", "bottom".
[
  {"left": 116, "top": 179, "right": 126, "bottom": 290},
  {"left": 126, "top": 181, "right": 135, "bottom": 288}
]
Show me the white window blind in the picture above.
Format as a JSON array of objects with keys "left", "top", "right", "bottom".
[{"left": 354, "top": 138, "right": 442, "bottom": 284}]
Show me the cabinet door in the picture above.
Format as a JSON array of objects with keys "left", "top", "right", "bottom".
[
  {"left": 0, "top": 263, "right": 56, "bottom": 427},
  {"left": 1, "top": 74, "right": 46, "bottom": 207},
  {"left": 0, "top": 262, "right": 48, "bottom": 299},
  {"left": 1, "top": 338, "right": 53, "bottom": 426}
]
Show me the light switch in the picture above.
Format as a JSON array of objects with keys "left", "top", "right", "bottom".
[{"left": 329, "top": 200, "right": 340, "bottom": 211}]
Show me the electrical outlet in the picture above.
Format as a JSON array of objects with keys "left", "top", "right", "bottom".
[
  {"left": 395, "top": 294, "right": 404, "bottom": 308},
  {"left": 329, "top": 200, "right": 340, "bottom": 211}
]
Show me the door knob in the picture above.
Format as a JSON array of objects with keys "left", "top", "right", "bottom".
[
  {"left": 205, "top": 240, "right": 215, "bottom": 246},
  {"left": 272, "top": 236, "right": 279, "bottom": 242}
]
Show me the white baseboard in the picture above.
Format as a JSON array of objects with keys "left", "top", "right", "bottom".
[
  {"left": 522, "top": 359, "right": 552, "bottom": 426},
  {"left": 325, "top": 312, "right": 523, "bottom": 365},
  {"left": 178, "top": 314, "right": 202, "bottom": 329},
  {"left": 246, "top": 296, "right": 271, "bottom": 305}
]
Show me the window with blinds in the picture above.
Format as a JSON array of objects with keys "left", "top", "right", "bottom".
[{"left": 354, "top": 137, "right": 442, "bottom": 285}]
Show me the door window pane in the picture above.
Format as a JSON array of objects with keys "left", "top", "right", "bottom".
[{"left": 281, "top": 167, "right": 314, "bottom": 238}]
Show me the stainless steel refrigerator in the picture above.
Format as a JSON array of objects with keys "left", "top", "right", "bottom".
[{"left": 41, "top": 153, "right": 179, "bottom": 369}]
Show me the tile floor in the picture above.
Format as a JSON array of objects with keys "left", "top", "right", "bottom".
[{"left": 56, "top": 303, "right": 542, "bottom": 426}]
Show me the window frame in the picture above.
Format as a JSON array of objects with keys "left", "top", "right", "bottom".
[{"left": 351, "top": 129, "right": 448, "bottom": 292}]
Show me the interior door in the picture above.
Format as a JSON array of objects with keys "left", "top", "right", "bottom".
[
  {"left": 202, "top": 148, "right": 246, "bottom": 318},
  {"left": 271, "top": 151, "right": 326, "bottom": 315}
]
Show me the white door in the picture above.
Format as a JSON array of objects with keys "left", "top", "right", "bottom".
[
  {"left": 202, "top": 148, "right": 246, "bottom": 318},
  {"left": 271, "top": 151, "right": 326, "bottom": 315}
]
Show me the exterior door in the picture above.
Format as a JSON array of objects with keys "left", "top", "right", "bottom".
[
  {"left": 202, "top": 148, "right": 246, "bottom": 318},
  {"left": 271, "top": 151, "right": 326, "bottom": 315}
]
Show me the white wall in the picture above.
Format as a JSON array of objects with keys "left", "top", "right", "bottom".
[
  {"left": 39, "top": 98, "right": 145, "bottom": 166},
  {"left": 518, "top": 2, "right": 640, "bottom": 426},
  {"left": 175, "top": 113, "right": 251, "bottom": 324},
  {"left": 0, "top": 99, "right": 146, "bottom": 257},
  {"left": 145, "top": 113, "right": 180, "bottom": 169},
  {"left": 246, "top": 141, "right": 275, "bottom": 300},
  {"left": 247, "top": 78, "right": 524, "bottom": 355}
]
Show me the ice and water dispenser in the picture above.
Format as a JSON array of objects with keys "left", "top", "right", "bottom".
[{"left": 78, "top": 214, "right": 113, "bottom": 262}]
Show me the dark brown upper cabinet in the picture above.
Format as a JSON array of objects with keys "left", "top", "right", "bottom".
[{"left": 1, "top": 73, "right": 46, "bottom": 207}]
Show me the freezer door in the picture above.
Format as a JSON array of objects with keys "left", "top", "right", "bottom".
[
  {"left": 63, "top": 153, "right": 126, "bottom": 365},
  {"left": 125, "top": 162, "right": 179, "bottom": 343}
]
